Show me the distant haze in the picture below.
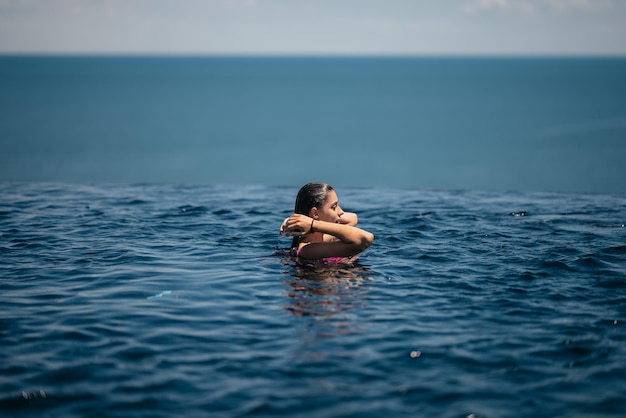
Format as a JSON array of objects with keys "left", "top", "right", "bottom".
[{"left": 1, "top": 0, "right": 625, "bottom": 56}]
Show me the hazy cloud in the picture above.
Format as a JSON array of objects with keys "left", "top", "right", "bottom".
[
  {"left": 462, "top": 0, "right": 620, "bottom": 14},
  {"left": 0, "top": 0, "right": 624, "bottom": 55}
]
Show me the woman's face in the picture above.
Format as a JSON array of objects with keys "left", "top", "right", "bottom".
[{"left": 316, "top": 190, "right": 344, "bottom": 223}]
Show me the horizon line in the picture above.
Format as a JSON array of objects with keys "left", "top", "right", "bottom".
[{"left": 2, "top": 51, "right": 626, "bottom": 59}]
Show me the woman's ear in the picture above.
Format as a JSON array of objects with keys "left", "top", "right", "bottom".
[{"left": 309, "top": 207, "right": 319, "bottom": 219}]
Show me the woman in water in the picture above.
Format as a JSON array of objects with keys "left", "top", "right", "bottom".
[{"left": 279, "top": 183, "right": 374, "bottom": 263}]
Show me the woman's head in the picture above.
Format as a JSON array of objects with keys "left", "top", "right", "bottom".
[
  {"left": 294, "top": 182, "right": 343, "bottom": 223},
  {"left": 294, "top": 182, "right": 334, "bottom": 215}
]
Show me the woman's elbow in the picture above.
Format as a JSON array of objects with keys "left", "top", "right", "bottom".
[{"left": 359, "top": 232, "right": 374, "bottom": 250}]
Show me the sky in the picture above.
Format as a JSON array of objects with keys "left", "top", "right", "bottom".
[{"left": 0, "top": 0, "right": 625, "bottom": 56}]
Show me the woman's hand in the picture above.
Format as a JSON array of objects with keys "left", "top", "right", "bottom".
[{"left": 279, "top": 214, "right": 314, "bottom": 236}]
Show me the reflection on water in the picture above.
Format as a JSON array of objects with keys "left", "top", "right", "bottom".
[{"left": 281, "top": 256, "right": 373, "bottom": 340}]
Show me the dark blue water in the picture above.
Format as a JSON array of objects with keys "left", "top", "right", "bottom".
[
  {"left": 1, "top": 56, "right": 626, "bottom": 193},
  {"left": 1, "top": 182, "right": 625, "bottom": 417}
]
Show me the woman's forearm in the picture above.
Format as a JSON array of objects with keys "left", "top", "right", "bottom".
[
  {"left": 313, "top": 219, "right": 373, "bottom": 249},
  {"left": 339, "top": 212, "right": 358, "bottom": 226}
]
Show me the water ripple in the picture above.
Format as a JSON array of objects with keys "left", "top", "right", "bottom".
[{"left": 1, "top": 183, "right": 625, "bottom": 417}]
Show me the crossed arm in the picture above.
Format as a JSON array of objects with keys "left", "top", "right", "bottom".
[{"left": 279, "top": 212, "right": 373, "bottom": 259}]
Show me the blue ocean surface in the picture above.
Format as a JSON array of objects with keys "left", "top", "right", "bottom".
[
  {"left": 1, "top": 182, "right": 625, "bottom": 417},
  {"left": 1, "top": 56, "right": 626, "bottom": 193}
]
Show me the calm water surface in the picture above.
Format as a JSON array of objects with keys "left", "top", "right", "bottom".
[
  {"left": 1, "top": 183, "right": 625, "bottom": 417},
  {"left": 1, "top": 57, "right": 626, "bottom": 193}
]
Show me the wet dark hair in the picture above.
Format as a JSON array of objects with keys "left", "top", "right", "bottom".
[
  {"left": 291, "top": 182, "right": 334, "bottom": 250},
  {"left": 294, "top": 182, "right": 334, "bottom": 215}
]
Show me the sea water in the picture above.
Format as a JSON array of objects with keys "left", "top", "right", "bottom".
[
  {"left": 1, "top": 57, "right": 626, "bottom": 417},
  {"left": 1, "top": 182, "right": 625, "bottom": 417},
  {"left": 1, "top": 56, "right": 626, "bottom": 193}
]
